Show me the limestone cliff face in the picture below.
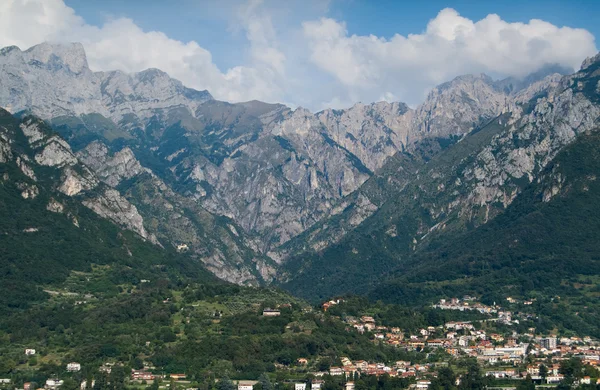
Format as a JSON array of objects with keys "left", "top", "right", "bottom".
[
  {"left": 77, "top": 141, "right": 145, "bottom": 186},
  {"left": 75, "top": 139, "right": 276, "bottom": 284},
  {"left": 276, "top": 65, "right": 591, "bottom": 272},
  {"left": 3, "top": 115, "right": 155, "bottom": 243},
  {"left": 279, "top": 58, "right": 600, "bottom": 292},
  {"left": 412, "top": 74, "right": 513, "bottom": 140},
  {"left": 458, "top": 66, "right": 600, "bottom": 219},
  {"left": 317, "top": 102, "right": 413, "bottom": 172}
]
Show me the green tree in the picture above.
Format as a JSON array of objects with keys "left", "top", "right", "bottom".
[
  {"left": 61, "top": 378, "right": 80, "bottom": 390},
  {"left": 148, "top": 377, "right": 161, "bottom": 390},
  {"left": 132, "top": 357, "right": 144, "bottom": 370},
  {"left": 431, "top": 367, "right": 457, "bottom": 390},
  {"left": 109, "top": 366, "right": 126, "bottom": 390},
  {"left": 560, "top": 358, "right": 583, "bottom": 380},
  {"left": 458, "top": 360, "right": 485, "bottom": 390},
  {"left": 93, "top": 372, "right": 108, "bottom": 390},
  {"left": 259, "top": 373, "right": 273, "bottom": 390},
  {"left": 516, "top": 375, "right": 535, "bottom": 390},
  {"left": 217, "top": 376, "right": 235, "bottom": 390},
  {"left": 539, "top": 364, "right": 548, "bottom": 384}
]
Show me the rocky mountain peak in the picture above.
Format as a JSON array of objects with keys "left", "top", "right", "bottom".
[
  {"left": 0, "top": 42, "right": 212, "bottom": 123},
  {"left": 24, "top": 42, "right": 89, "bottom": 74},
  {"left": 581, "top": 52, "right": 600, "bottom": 71}
]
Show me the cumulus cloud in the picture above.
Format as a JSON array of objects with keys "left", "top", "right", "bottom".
[
  {"left": 303, "top": 8, "right": 597, "bottom": 106},
  {"left": 0, "top": 1, "right": 597, "bottom": 110},
  {"left": 0, "top": 0, "right": 285, "bottom": 103}
]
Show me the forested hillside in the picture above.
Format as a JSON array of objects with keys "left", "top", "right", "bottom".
[{"left": 370, "top": 130, "right": 600, "bottom": 337}]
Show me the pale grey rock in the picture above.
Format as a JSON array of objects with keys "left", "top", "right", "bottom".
[
  {"left": 19, "top": 122, "right": 46, "bottom": 145},
  {"left": 195, "top": 112, "right": 369, "bottom": 250},
  {"left": 454, "top": 68, "right": 600, "bottom": 225},
  {"left": 16, "top": 156, "right": 37, "bottom": 180},
  {"left": 77, "top": 142, "right": 145, "bottom": 186},
  {"left": 318, "top": 101, "right": 413, "bottom": 171},
  {"left": 46, "top": 198, "right": 65, "bottom": 213},
  {"left": 82, "top": 188, "right": 158, "bottom": 244},
  {"left": 34, "top": 137, "right": 78, "bottom": 167},
  {"left": 76, "top": 140, "right": 274, "bottom": 285},
  {"left": 581, "top": 53, "right": 600, "bottom": 71},
  {"left": 0, "top": 43, "right": 212, "bottom": 124},
  {"left": 411, "top": 74, "right": 513, "bottom": 142},
  {"left": 18, "top": 182, "right": 39, "bottom": 199},
  {"left": 58, "top": 167, "right": 98, "bottom": 196},
  {"left": 0, "top": 132, "right": 12, "bottom": 163}
]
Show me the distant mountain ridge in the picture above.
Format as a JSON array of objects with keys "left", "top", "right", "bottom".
[
  {"left": 280, "top": 52, "right": 600, "bottom": 304},
  {"left": 0, "top": 42, "right": 212, "bottom": 123},
  {"left": 0, "top": 41, "right": 576, "bottom": 284}
]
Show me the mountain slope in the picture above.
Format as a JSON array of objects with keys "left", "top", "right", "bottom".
[
  {"left": 0, "top": 109, "right": 215, "bottom": 309},
  {"left": 280, "top": 54, "right": 600, "bottom": 301},
  {"left": 370, "top": 129, "right": 600, "bottom": 336},
  {"left": 0, "top": 41, "right": 576, "bottom": 284}
]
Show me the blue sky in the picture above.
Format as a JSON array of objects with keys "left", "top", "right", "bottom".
[
  {"left": 64, "top": 0, "right": 600, "bottom": 71},
  {"left": 2, "top": 0, "right": 598, "bottom": 110}
]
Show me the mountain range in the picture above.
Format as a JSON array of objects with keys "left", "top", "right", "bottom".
[{"left": 1, "top": 41, "right": 599, "bottom": 319}]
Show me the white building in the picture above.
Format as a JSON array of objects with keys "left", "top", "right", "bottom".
[
  {"left": 238, "top": 381, "right": 254, "bottom": 390},
  {"left": 540, "top": 337, "right": 557, "bottom": 350},
  {"left": 312, "top": 380, "right": 324, "bottom": 390},
  {"left": 45, "top": 378, "right": 64, "bottom": 389},
  {"left": 67, "top": 362, "right": 81, "bottom": 372},
  {"left": 262, "top": 308, "right": 281, "bottom": 317},
  {"left": 295, "top": 383, "right": 306, "bottom": 390},
  {"left": 25, "top": 349, "right": 36, "bottom": 355}
]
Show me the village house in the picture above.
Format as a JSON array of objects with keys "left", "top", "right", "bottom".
[
  {"left": 131, "top": 370, "right": 155, "bottom": 381},
  {"left": 262, "top": 308, "right": 281, "bottom": 317},
  {"left": 169, "top": 374, "right": 186, "bottom": 380},
  {"left": 322, "top": 298, "right": 343, "bottom": 311},
  {"left": 546, "top": 374, "right": 565, "bottom": 384},
  {"left": 581, "top": 377, "right": 591, "bottom": 385},
  {"left": 45, "top": 378, "right": 64, "bottom": 389},
  {"left": 67, "top": 362, "right": 81, "bottom": 372},
  {"left": 294, "top": 383, "right": 306, "bottom": 390},
  {"left": 527, "top": 365, "right": 540, "bottom": 376},
  {"left": 99, "top": 363, "right": 113, "bottom": 374},
  {"left": 24, "top": 348, "right": 36, "bottom": 355},
  {"left": 297, "top": 358, "right": 308, "bottom": 365},
  {"left": 329, "top": 367, "right": 344, "bottom": 376},
  {"left": 426, "top": 339, "right": 444, "bottom": 348},
  {"left": 238, "top": 381, "right": 254, "bottom": 390},
  {"left": 345, "top": 382, "right": 355, "bottom": 390},
  {"left": 311, "top": 380, "right": 324, "bottom": 390}
]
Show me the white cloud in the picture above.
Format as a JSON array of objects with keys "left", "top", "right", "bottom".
[
  {"left": 0, "top": 0, "right": 286, "bottom": 103},
  {"left": 0, "top": 1, "right": 597, "bottom": 110},
  {"left": 302, "top": 8, "right": 597, "bottom": 106}
]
